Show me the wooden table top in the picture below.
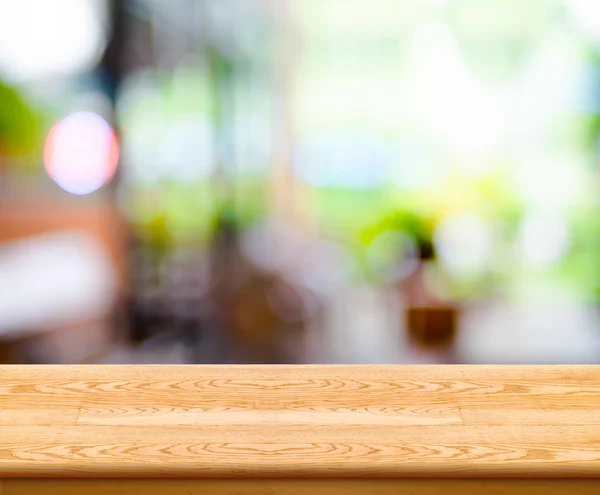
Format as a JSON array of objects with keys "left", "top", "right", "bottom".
[{"left": 1, "top": 365, "right": 600, "bottom": 478}]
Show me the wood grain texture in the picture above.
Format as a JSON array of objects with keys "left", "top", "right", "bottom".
[
  {"left": 460, "top": 408, "right": 600, "bottom": 425},
  {"left": 0, "top": 408, "right": 79, "bottom": 426},
  {"left": 3, "top": 479, "right": 600, "bottom": 495},
  {"left": 1, "top": 365, "right": 600, "bottom": 477}
]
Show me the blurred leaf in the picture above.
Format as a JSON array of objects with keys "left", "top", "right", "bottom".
[{"left": 0, "top": 80, "right": 41, "bottom": 156}]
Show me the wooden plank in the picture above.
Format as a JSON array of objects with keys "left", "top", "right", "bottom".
[
  {"left": 76, "top": 406, "right": 463, "bottom": 426},
  {"left": 0, "top": 408, "right": 79, "bottom": 426},
  {"left": 3, "top": 479, "right": 600, "bottom": 495},
  {"left": 1, "top": 366, "right": 600, "bottom": 477},
  {"left": 4, "top": 425, "right": 600, "bottom": 445},
  {"left": 3, "top": 366, "right": 600, "bottom": 408},
  {"left": 461, "top": 408, "right": 600, "bottom": 426},
  {"left": 1, "top": 430, "right": 600, "bottom": 476},
  {"left": 3, "top": 365, "right": 600, "bottom": 383}
]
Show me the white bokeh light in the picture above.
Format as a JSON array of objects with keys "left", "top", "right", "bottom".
[
  {"left": 518, "top": 209, "right": 571, "bottom": 269},
  {"left": 44, "top": 112, "right": 119, "bottom": 195},
  {"left": 408, "top": 21, "right": 507, "bottom": 175},
  {"left": 0, "top": 0, "right": 106, "bottom": 81},
  {"left": 434, "top": 212, "right": 493, "bottom": 275},
  {"left": 567, "top": 0, "right": 600, "bottom": 40}
]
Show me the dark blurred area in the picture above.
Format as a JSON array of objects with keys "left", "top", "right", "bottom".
[{"left": 3, "top": 0, "right": 600, "bottom": 364}]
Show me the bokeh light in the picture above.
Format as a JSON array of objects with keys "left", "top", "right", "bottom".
[
  {"left": 518, "top": 210, "right": 571, "bottom": 269},
  {"left": 44, "top": 112, "right": 119, "bottom": 195},
  {"left": 434, "top": 212, "right": 493, "bottom": 276},
  {"left": 0, "top": 0, "right": 106, "bottom": 81}
]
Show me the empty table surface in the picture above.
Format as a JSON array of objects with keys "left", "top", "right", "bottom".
[{"left": 1, "top": 365, "right": 600, "bottom": 478}]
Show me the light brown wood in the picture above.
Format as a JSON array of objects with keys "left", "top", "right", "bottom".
[
  {"left": 0, "top": 408, "right": 79, "bottom": 426},
  {"left": 1, "top": 365, "right": 600, "bottom": 479},
  {"left": 76, "top": 405, "right": 464, "bottom": 426},
  {"left": 2, "top": 479, "right": 600, "bottom": 495},
  {"left": 460, "top": 407, "right": 600, "bottom": 425}
]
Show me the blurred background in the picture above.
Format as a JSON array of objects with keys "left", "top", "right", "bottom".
[{"left": 3, "top": 0, "right": 600, "bottom": 364}]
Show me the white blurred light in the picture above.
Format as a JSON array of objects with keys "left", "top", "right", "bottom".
[
  {"left": 117, "top": 68, "right": 217, "bottom": 184},
  {"left": 567, "top": 0, "right": 600, "bottom": 39},
  {"left": 512, "top": 37, "right": 583, "bottom": 147},
  {"left": 434, "top": 212, "right": 493, "bottom": 275},
  {"left": 408, "top": 21, "right": 506, "bottom": 174},
  {"left": 390, "top": 141, "right": 447, "bottom": 190},
  {"left": 44, "top": 112, "right": 119, "bottom": 195},
  {"left": 424, "top": 0, "right": 454, "bottom": 10},
  {"left": 518, "top": 210, "right": 570, "bottom": 269},
  {"left": 0, "top": 0, "right": 106, "bottom": 81},
  {"left": 293, "top": 135, "right": 391, "bottom": 189},
  {"left": 513, "top": 155, "right": 587, "bottom": 208},
  {"left": 159, "top": 116, "right": 215, "bottom": 181},
  {"left": 0, "top": 231, "right": 116, "bottom": 336}
]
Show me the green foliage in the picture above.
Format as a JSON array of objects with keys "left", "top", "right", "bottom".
[
  {"left": 361, "top": 209, "right": 433, "bottom": 250},
  {"left": 234, "top": 179, "right": 269, "bottom": 228},
  {"left": 315, "top": 188, "right": 393, "bottom": 241},
  {"left": 0, "top": 80, "right": 41, "bottom": 156}
]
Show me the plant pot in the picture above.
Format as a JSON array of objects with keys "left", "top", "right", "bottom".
[
  {"left": 405, "top": 306, "right": 458, "bottom": 349},
  {"left": 399, "top": 261, "right": 461, "bottom": 357}
]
